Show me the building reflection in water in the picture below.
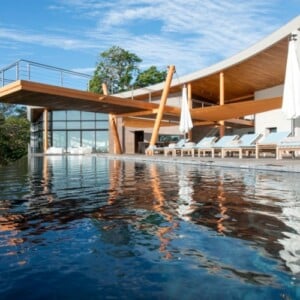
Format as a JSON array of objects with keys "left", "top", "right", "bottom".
[
  {"left": 1, "top": 156, "right": 300, "bottom": 275},
  {"left": 177, "top": 165, "right": 195, "bottom": 222},
  {"left": 149, "top": 163, "right": 178, "bottom": 259}
]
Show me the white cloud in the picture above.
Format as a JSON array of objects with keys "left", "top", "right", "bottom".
[
  {"left": 0, "top": 28, "right": 97, "bottom": 50},
  {"left": 73, "top": 0, "right": 281, "bottom": 73},
  {"left": 0, "top": 0, "right": 289, "bottom": 75}
]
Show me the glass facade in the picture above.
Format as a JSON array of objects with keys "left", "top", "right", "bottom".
[{"left": 30, "top": 110, "right": 109, "bottom": 153}]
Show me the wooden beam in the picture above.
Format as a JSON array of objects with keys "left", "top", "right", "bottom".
[
  {"left": 219, "top": 72, "right": 225, "bottom": 137},
  {"left": 226, "top": 118, "right": 254, "bottom": 126},
  {"left": 117, "top": 110, "right": 156, "bottom": 118},
  {"left": 193, "top": 121, "right": 216, "bottom": 126},
  {"left": 123, "top": 117, "right": 178, "bottom": 128},
  {"left": 227, "top": 94, "right": 254, "bottom": 103},
  {"left": 102, "top": 82, "right": 108, "bottom": 95},
  {"left": 191, "top": 96, "right": 282, "bottom": 121},
  {"left": 147, "top": 65, "right": 176, "bottom": 154},
  {"left": 109, "top": 115, "right": 122, "bottom": 154},
  {"left": 43, "top": 109, "right": 48, "bottom": 152}
]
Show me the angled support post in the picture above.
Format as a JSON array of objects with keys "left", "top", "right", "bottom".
[
  {"left": 43, "top": 109, "right": 49, "bottom": 153},
  {"left": 102, "top": 83, "right": 122, "bottom": 154},
  {"left": 146, "top": 65, "right": 176, "bottom": 155},
  {"left": 219, "top": 72, "right": 225, "bottom": 137}
]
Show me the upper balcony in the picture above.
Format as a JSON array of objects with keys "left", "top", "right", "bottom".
[{"left": 0, "top": 59, "right": 92, "bottom": 91}]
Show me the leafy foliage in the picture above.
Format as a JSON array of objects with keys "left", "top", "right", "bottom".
[
  {"left": 89, "top": 46, "right": 142, "bottom": 94},
  {"left": 0, "top": 115, "right": 30, "bottom": 165},
  {"left": 89, "top": 46, "right": 167, "bottom": 94},
  {"left": 135, "top": 66, "right": 167, "bottom": 88}
]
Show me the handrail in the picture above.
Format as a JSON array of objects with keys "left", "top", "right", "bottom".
[{"left": 0, "top": 59, "right": 92, "bottom": 91}]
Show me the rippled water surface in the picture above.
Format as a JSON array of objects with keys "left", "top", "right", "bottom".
[{"left": 1, "top": 156, "right": 300, "bottom": 299}]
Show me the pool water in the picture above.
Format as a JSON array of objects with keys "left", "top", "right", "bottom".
[{"left": 0, "top": 155, "right": 300, "bottom": 299}]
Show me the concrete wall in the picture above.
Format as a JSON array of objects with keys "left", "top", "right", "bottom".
[
  {"left": 117, "top": 92, "right": 183, "bottom": 154},
  {"left": 254, "top": 85, "right": 293, "bottom": 135}
]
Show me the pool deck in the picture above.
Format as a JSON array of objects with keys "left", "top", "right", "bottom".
[
  {"left": 103, "top": 153, "right": 300, "bottom": 173},
  {"left": 35, "top": 152, "right": 300, "bottom": 173}
]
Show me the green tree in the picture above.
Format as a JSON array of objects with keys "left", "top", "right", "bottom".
[
  {"left": 134, "top": 66, "right": 167, "bottom": 88},
  {"left": 89, "top": 46, "right": 142, "bottom": 94},
  {"left": 0, "top": 116, "right": 30, "bottom": 165}
]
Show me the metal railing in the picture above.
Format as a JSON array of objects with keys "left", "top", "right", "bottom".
[{"left": 0, "top": 59, "right": 92, "bottom": 91}]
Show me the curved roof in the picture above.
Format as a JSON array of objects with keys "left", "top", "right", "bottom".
[{"left": 119, "top": 15, "right": 300, "bottom": 104}]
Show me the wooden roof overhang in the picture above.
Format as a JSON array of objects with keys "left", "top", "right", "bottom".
[
  {"left": 117, "top": 33, "right": 287, "bottom": 126},
  {"left": 118, "top": 37, "right": 289, "bottom": 105},
  {"left": 0, "top": 80, "right": 182, "bottom": 122},
  {"left": 0, "top": 78, "right": 283, "bottom": 127},
  {"left": 0, "top": 80, "right": 160, "bottom": 115}
]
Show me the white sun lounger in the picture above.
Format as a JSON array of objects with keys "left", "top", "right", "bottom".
[
  {"left": 197, "top": 135, "right": 239, "bottom": 158},
  {"left": 221, "top": 133, "right": 262, "bottom": 159},
  {"left": 164, "top": 139, "right": 186, "bottom": 156},
  {"left": 255, "top": 131, "right": 290, "bottom": 159},
  {"left": 190, "top": 136, "right": 217, "bottom": 157},
  {"left": 277, "top": 136, "right": 300, "bottom": 159}
]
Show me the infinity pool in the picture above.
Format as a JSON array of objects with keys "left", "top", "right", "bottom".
[{"left": 0, "top": 156, "right": 300, "bottom": 299}]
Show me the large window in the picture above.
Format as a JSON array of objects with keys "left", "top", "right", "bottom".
[
  {"left": 47, "top": 110, "right": 109, "bottom": 152},
  {"left": 67, "top": 110, "right": 80, "bottom": 120},
  {"left": 67, "top": 131, "right": 81, "bottom": 148},
  {"left": 53, "top": 131, "right": 66, "bottom": 148},
  {"left": 96, "top": 131, "right": 109, "bottom": 152},
  {"left": 82, "top": 131, "right": 95, "bottom": 148},
  {"left": 53, "top": 111, "right": 66, "bottom": 121}
]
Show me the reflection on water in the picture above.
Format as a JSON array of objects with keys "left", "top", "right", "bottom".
[{"left": 0, "top": 155, "right": 300, "bottom": 299}]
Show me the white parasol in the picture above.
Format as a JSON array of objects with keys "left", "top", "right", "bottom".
[
  {"left": 179, "top": 85, "right": 193, "bottom": 139},
  {"left": 282, "top": 31, "right": 300, "bottom": 134}
]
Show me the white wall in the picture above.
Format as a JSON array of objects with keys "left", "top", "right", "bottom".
[
  {"left": 255, "top": 85, "right": 293, "bottom": 135},
  {"left": 151, "top": 92, "right": 182, "bottom": 107}
]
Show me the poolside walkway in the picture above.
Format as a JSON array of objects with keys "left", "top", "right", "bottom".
[{"left": 103, "top": 153, "right": 300, "bottom": 173}]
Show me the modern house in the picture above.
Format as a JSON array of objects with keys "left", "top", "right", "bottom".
[
  {"left": 0, "top": 16, "right": 299, "bottom": 155},
  {"left": 115, "top": 15, "right": 300, "bottom": 154}
]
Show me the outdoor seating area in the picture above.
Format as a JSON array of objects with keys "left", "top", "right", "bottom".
[
  {"left": 146, "top": 131, "right": 300, "bottom": 160},
  {"left": 205, "top": 135, "right": 239, "bottom": 158},
  {"left": 221, "top": 133, "right": 262, "bottom": 159},
  {"left": 255, "top": 131, "right": 290, "bottom": 159},
  {"left": 163, "top": 139, "right": 186, "bottom": 156},
  {"left": 277, "top": 136, "right": 300, "bottom": 159}
]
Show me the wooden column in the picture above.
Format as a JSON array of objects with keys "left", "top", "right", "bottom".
[
  {"left": 109, "top": 115, "right": 122, "bottom": 154},
  {"left": 43, "top": 109, "right": 49, "bottom": 153},
  {"left": 147, "top": 65, "right": 176, "bottom": 154},
  {"left": 187, "top": 83, "right": 193, "bottom": 141},
  {"left": 102, "top": 83, "right": 122, "bottom": 154},
  {"left": 102, "top": 83, "right": 108, "bottom": 96},
  {"left": 219, "top": 72, "right": 225, "bottom": 137}
]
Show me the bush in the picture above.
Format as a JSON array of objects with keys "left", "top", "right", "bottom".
[{"left": 0, "top": 116, "right": 30, "bottom": 165}]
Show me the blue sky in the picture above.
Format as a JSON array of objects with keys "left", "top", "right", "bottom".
[{"left": 0, "top": 0, "right": 300, "bottom": 77}]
